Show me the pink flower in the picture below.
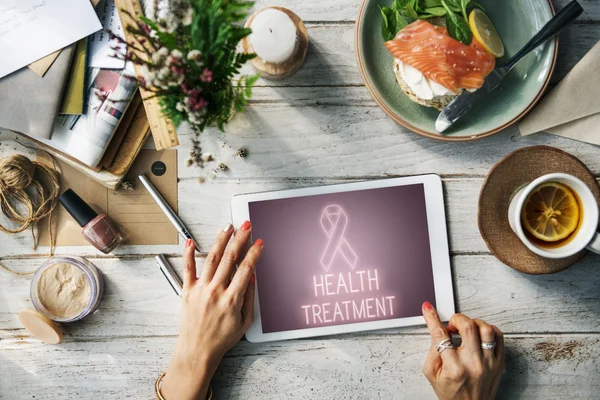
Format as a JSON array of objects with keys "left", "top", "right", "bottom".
[
  {"left": 200, "top": 68, "right": 213, "bottom": 83},
  {"left": 171, "top": 65, "right": 184, "bottom": 75},
  {"left": 188, "top": 95, "right": 208, "bottom": 111},
  {"left": 109, "top": 33, "right": 124, "bottom": 43},
  {"left": 137, "top": 21, "right": 151, "bottom": 35}
]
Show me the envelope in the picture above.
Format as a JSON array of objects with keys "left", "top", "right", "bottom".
[
  {"left": 519, "top": 41, "right": 600, "bottom": 145},
  {"left": 38, "top": 150, "right": 179, "bottom": 246}
]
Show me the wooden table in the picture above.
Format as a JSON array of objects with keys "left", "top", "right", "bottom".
[{"left": 2, "top": 0, "right": 600, "bottom": 398}]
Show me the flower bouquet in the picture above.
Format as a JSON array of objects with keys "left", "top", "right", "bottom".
[{"left": 115, "top": 0, "right": 259, "bottom": 135}]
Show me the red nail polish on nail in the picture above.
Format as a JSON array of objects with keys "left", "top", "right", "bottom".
[
  {"left": 255, "top": 239, "right": 264, "bottom": 247},
  {"left": 250, "top": 273, "right": 256, "bottom": 283},
  {"left": 186, "top": 238, "right": 193, "bottom": 247},
  {"left": 422, "top": 301, "right": 433, "bottom": 311},
  {"left": 241, "top": 220, "right": 251, "bottom": 231}
]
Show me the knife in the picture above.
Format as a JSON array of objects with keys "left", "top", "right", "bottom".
[{"left": 436, "top": 0, "right": 584, "bottom": 133}]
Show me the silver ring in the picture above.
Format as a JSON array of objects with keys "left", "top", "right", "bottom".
[
  {"left": 437, "top": 338, "right": 456, "bottom": 354},
  {"left": 481, "top": 342, "right": 496, "bottom": 350}
]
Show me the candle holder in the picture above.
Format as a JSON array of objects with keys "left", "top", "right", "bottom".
[{"left": 242, "top": 7, "right": 309, "bottom": 81}]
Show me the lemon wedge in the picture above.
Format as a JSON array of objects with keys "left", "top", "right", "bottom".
[
  {"left": 521, "top": 182, "right": 580, "bottom": 242},
  {"left": 469, "top": 9, "right": 505, "bottom": 58}
]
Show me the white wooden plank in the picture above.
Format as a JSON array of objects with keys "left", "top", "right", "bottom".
[
  {"left": 139, "top": 0, "right": 600, "bottom": 23},
  {"left": 250, "top": 86, "right": 375, "bottom": 105},
  {"left": 0, "top": 176, "right": 537, "bottom": 257},
  {"left": 243, "top": 0, "right": 600, "bottom": 23},
  {"left": 0, "top": 178, "right": 597, "bottom": 256},
  {"left": 1, "top": 254, "right": 599, "bottom": 339},
  {"left": 240, "top": 24, "right": 356, "bottom": 86},
  {"left": 174, "top": 178, "right": 491, "bottom": 255},
  {"left": 241, "top": 23, "right": 600, "bottom": 88},
  {"left": 1, "top": 334, "right": 599, "bottom": 399},
  {"left": 173, "top": 107, "right": 600, "bottom": 180}
]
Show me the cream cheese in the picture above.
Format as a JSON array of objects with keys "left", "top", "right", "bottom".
[{"left": 394, "top": 58, "right": 453, "bottom": 100}]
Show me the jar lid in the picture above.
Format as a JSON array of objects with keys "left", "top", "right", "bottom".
[{"left": 18, "top": 309, "right": 62, "bottom": 344}]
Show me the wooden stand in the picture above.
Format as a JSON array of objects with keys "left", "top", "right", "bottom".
[{"left": 242, "top": 7, "right": 309, "bottom": 81}]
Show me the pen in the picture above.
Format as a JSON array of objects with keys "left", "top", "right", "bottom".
[
  {"left": 138, "top": 174, "right": 200, "bottom": 251},
  {"left": 155, "top": 254, "right": 183, "bottom": 297}
]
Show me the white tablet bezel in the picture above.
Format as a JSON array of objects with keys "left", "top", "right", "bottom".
[{"left": 231, "top": 174, "right": 454, "bottom": 343}]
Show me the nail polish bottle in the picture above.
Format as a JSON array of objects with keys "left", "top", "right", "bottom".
[{"left": 58, "top": 189, "right": 124, "bottom": 254}]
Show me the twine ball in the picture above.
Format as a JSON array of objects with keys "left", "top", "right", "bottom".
[
  {"left": 0, "top": 152, "right": 60, "bottom": 235},
  {"left": 0, "top": 147, "right": 61, "bottom": 276},
  {"left": 0, "top": 154, "right": 36, "bottom": 190}
]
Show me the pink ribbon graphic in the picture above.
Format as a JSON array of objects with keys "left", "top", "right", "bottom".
[{"left": 320, "top": 205, "right": 358, "bottom": 272}]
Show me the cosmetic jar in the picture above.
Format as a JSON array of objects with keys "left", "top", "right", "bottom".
[{"left": 30, "top": 256, "right": 104, "bottom": 323}]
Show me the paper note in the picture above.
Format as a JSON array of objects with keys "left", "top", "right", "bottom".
[
  {"left": 519, "top": 41, "right": 600, "bottom": 146},
  {"left": 38, "top": 150, "right": 179, "bottom": 246},
  {"left": 28, "top": 49, "right": 61, "bottom": 77},
  {"left": 0, "top": 0, "right": 102, "bottom": 79},
  {"left": 59, "top": 39, "right": 88, "bottom": 115},
  {"left": 88, "top": 0, "right": 126, "bottom": 69},
  {"left": 27, "top": 0, "right": 100, "bottom": 77}
]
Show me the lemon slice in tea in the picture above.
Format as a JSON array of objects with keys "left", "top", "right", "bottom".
[
  {"left": 469, "top": 9, "right": 505, "bottom": 58},
  {"left": 521, "top": 182, "right": 580, "bottom": 242}
]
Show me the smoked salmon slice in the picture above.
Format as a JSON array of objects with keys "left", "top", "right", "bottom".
[{"left": 384, "top": 20, "right": 495, "bottom": 94}]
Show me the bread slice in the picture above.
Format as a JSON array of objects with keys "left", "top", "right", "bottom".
[{"left": 393, "top": 61, "right": 456, "bottom": 111}]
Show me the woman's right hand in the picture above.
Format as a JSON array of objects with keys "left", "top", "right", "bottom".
[{"left": 422, "top": 302, "right": 505, "bottom": 400}]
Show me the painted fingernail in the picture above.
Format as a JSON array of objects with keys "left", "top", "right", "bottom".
[
  {"left": 241, "top": 220, "right": 251, "bottom": 231},
  {"left": 186, "top": 238, "right": 194, "bottom": 247},
  {"left": 250, "top": 273, "right": 256, "bottom": 283},
  {"left": 223, "top": 223, "right": 233, "bottom": 232},
  {"left": 254, "top": 239, "right": 264, "bottom": 247},
  {"left": 422, "top": 301, "right": 433, "bottom": 311}
]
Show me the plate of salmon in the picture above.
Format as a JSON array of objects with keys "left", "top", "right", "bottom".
[{"left": 355, "top": 0, "right": 557, "bottom": 141}]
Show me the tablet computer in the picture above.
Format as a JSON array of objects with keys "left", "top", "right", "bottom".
[{"left": 231, "top": 174, "right": 454, "bottom": 343}]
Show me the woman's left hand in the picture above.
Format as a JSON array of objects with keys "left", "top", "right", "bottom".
[{"left": 160, "top": 222, "right": 263, "bottom": 400}]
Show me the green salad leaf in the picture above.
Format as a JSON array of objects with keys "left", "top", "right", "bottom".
[
  {"left": 404, "top": 1, "right": 420, "bottom": 19},
  {"left": 379, "top": 6, "right": 396, "bottom": 41},
  {"left": 420, "top": 6, "right": 446, "bottom": 17},
  {"left": 380, "top": 1, "right": 409, "bottom": 41},
  {"left": 379, "top": 0, "right": 480, "bottom": 44},
  {"left": 441, "top": 0, "right": 473, "bottom": 44}
]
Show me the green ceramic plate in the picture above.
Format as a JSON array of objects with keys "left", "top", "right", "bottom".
[{"left": 355, "top": 0, "right": 557, "bottom": 141}]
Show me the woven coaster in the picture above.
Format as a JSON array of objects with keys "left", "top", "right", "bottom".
[{"left": 478, "top": 146, "right": 600, "bottom": 274}]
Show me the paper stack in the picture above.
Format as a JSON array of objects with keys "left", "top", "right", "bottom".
[{"left": 0, "top": 0, "right": 151, "bottom": 188}]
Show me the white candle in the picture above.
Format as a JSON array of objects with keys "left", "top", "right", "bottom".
[{"left": 249, "top": 9, "right": 297, "bottom": 64}]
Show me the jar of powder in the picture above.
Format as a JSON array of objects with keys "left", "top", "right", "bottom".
[{"left": 29, "top": 256, "right": 104, "bottom": 323}]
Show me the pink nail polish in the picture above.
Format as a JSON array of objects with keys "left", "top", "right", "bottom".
[
  {"left": 186, "top": 238, "right": 193, "bottom": 247},
  {"left": 59, "top": 189, "right": 123, "bottom": 254},
  {"left": 254, "top": 239, "right": 264, "bottom": 247},
  {"left": 241, "top": 221, "right": 251, "bottom": 231},
  {"left": 422, "top": 301, "right": 433, "bottom": 311},
  {"left": 250, "top": 273, "right": 256, "bottom": 283}
]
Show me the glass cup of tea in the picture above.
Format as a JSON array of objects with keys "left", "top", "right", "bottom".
[{"left": 508, "top": 173, "right": 600, "bottom": 259}]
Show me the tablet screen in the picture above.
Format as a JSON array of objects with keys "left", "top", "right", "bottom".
[{"left": 249, "top": 183, "right": 436, "bottom": 334}]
